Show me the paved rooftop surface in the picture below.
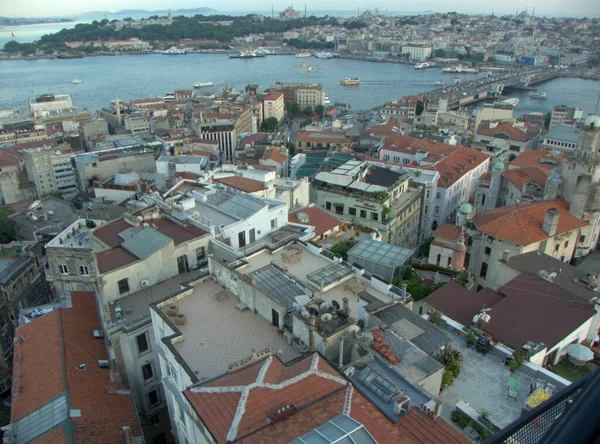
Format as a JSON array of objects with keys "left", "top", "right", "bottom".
[
  {"left": 438, "top": 332, "right": 533, "bottom": 430},
  {"left": 164, "top": 279, "right": 298, "bottom": 380}
]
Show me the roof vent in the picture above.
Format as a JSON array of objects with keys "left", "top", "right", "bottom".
[
  {"left": 267, "top": 404, "right": 297, "bottom": 424},
  {"left": 77, "top": 364, "right": 86, "bottom": 371},
  {"left": 98, "top": 360, "right": 110, "bottom": 368},
  {"left": 93, "top": 330, "right": 104, "bottom": 339}
]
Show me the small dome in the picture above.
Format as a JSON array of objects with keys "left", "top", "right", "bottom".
[
  {"left": 493, "top": 160, "right": 504, "bottom": 170},
  {"left": 584, "top": 115, "right": 600, "bottom": 129},
  {"left": 458, "top": 202, "right": 474, "bottom": 214}
]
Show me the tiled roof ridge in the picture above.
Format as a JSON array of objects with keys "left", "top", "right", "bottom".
[
  {"left": 190, "top": 354, "right": 347, "bottom": 441},
  {"left": 57, "top": 310, "right": 69, "bottom": 397}
]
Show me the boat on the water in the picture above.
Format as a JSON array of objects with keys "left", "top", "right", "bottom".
[
  {"left": 314, "top": 52, "right": 334, "bottom": 59},
  {"left": 415, "top": 62, "right": 431, "bottom": 69},
  {"left": 529, "top": 91, "right": 548, "bottom": 100},
  {"left": 443, "top": 65, "right": 479, "bottom": 73},
  {"left": 341, "top": 78, "right": 360, "bottom": 86},
  {"left": 162, "top": 46, "right": 186, "bottom": 55},
  {"left": 230, "top": 50, "right": 264, "bottom": 58},
  {"left": 322, "top": 94, "right": 331, "bottom": 105},
  {"left": 72, "top": 79, "right": 82, "bottom": 84},
  {"left": 194, "top": 82, "right": 214, "bottom": 88},
  {"left": 498, "top": 98, "right": 520, "bottom": 108},
  {"left": 430, "top": 80, "right": 445, "bottom": 86},
  {"left": 57, "top": 54, "right": 84, "bottom": 59},
  {"left": 295, "top": 52, "right": 312, "bottom": 58}
]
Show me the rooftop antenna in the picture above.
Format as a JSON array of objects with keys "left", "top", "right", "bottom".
[
  {"left": 115, "top": 91, "right": 121, "bottom": 127},
  {"left": 272, "top": 5, "right": 274, "bottom": 18},
  {"left": 304, "top": 5, "right": 307, "bottom": 19}
]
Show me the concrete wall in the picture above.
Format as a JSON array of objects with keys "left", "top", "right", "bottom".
[
  {"left": 221, "top": 203, "right": 288, "bottom": 250},
  {"left": 75, "top": 152, "right": 156, "bottom": 187},
  {"left": 429, "top": 242, "right": 455, "bottom": 269},
  {"left": 93, "top": 187, "right": 136, "bottom": 205}
]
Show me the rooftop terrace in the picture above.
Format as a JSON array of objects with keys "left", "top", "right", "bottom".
[{"left": 160, "top": 279, "right": 297, "bottom": 380}]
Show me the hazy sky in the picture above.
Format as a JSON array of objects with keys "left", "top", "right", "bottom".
[{"left": 2, "top": 0, "right": 599, "bottom": 18}]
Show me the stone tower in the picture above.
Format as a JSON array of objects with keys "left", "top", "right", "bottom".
[{"left": 488, "top": 160, "right": 504, "bottom": 210}]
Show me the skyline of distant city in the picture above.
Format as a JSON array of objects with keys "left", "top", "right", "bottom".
[{"left": 4, "top": 1, "right": 599, "bottom": 19}]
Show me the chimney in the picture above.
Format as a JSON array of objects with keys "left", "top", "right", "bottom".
[
  {"left": 342, "top": 297, "right": 349, "bottom": 317},
  {"left": 309, "top": 315, "right": 315, "bottom": 353},
  {"left": 123, "top": 426, "right": 134, "bottom": 444},
  {"left": 401, "top": 283, "right": 407, "bottom": 301},
  {"left": 542, "top": 208, "right": 560, "bottom": 237},
  {"left": 502, "top": 249, "right": 511, "bottom": 263}
]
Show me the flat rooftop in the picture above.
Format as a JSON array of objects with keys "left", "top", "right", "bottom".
[
  {"left": 237, "top": 245, "right": 395, "bottom": 318},
  {"left": 161, "top": 279, "right": 298, "bottom": 380}
]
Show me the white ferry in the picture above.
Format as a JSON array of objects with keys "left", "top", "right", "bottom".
[
  {"left": 529, "top": 91, "right": 548, "bottom": 100},
  {"left": 314, "top": 52, "right": 334, "bottom": 59},
  {"left": 499, "top": 98, "right": 520, "bottom": 108},
  {"left": 414, "top": 62, "right": 431, "bottom": 69},
  {"left": 295, "top": 52, "right": 312, "bottom": 58},
  {"left": 162, "top": 46, "right": 186, "bottom": 55},
  {"left": 72, "top": 79, "right": 82, "bottom": 84},
  {"left": 194, "top": 82, "right": 214, "bottom": 88}
]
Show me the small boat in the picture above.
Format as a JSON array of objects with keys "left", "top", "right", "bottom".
[
  {"left": 314, "top": 52, "right": 334, "bottom": 59},
  {"left": 194, "top": 82, "right": 214, "bottom": 88},
  {"left": 341, "top": 78, "right": 360, "bottom": 86},
  {"left": 431, "top": 80, "right": 445, "bottom": 86},
  {"left": 230, "top": 50, "right": 259, "bottom": 58},
  {"left": 530, "top": 91, "right": 548, "bottom": 100},
  {"left": 415, "top": 62, "right": 430, "bottom": 69},
  {"left": 162, "top": 46, "right": 186, "bottom": 55},
  {"left": 498, "top": 98, "right": 520, "bottom": 108},
  {"left": 295, "top": 52, "right": 312, "bottom": 58},
  {"left": 72, "top": 79, "right": 82, "bottom": 84},
  {"left": 322, "top": 94, "right": 331, "bottom": 105}
]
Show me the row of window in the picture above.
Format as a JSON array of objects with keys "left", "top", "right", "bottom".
[
  {"left": 58, "top": 264, "right": 89, "bottom": 276},
  {"left": 325, "top": 202, "right": 379, "bottom": 221}
]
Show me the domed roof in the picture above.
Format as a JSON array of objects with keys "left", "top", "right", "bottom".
[
  {"left": 458, "top": 202, "right": 474, "bottom": 214},
  {"left": 584, "top": 114, "right": 600, "bottom": 129},
  {"left": 114, "top": 169, "right": 140, "bottom": 186},
  {"left": 493, "top": 160, "right": 504, "bottom": 170}
]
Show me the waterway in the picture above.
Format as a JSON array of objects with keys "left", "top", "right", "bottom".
[{"left": 1, "top": 54, "right": 599, "bottom": 115}]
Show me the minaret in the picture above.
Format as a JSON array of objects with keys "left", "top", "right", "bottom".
[
  {"left": 115, "top": 91, "right": 121, "bottom": 127},
  {"left": 452, "top": 228, "right": 467, "bottom": 271},
  {"left": 489, "top": 160, "right": 504, "bottom": 210}
]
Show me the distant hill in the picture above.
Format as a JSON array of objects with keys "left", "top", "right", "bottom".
[{"left": 76, "top": 7, "right": 218, "bottom": 18}]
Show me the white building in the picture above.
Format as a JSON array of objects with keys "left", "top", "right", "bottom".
[
  {"left": 540, "top": 124, "right": 579, "bottom": 152},
  {"left": 263, "top": 91, "right": 285, "bottom": 123},
  {"left": 401, "top": 44, "right": 433, "bottom": 61},
  {"left": 156, "top": 155, "right": 210, "bottom": 179},
  {"left": 28, "top": 94, "right": 74, "bottom": 117},
  {"left": 22, "top": 145, "right": 79, "bottom": 200}
]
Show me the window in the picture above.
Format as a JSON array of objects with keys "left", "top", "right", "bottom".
[
  {"left": 564, "top": 241, "right": 569, "bottom": 248},
  {"left": 434, "top": 206, "right": 439, "bottom": 215},
  {"left": 79, "top": 265, "right": 89, "bottom": 277},
  {"left": 424, "top": 205, "right": 428, "bottom": 214},
  {"left": 118, "top": 278, "right": 129, "bottom": 294},
  {"left": 372, "top": 212, "right": 378, "bottom": 221},
  {"left": 271, "top": 218, "right": 277, "bottom": 229},
  {"left": 196, "top": 247, "right": 205, "bottom": 261},
  {"left": 348, "top": 207, "right": 356, "bottom": 216},
  {"left": 147, "top": 389, "right": 160, "bottom": 407},
  {"left": 149, "top": 414, "right": 160, "bottom": 426},
  {"left": 554, "top": 244, "right": 559, "bottom": 252},
  {"left": 484, "top": 247, "right": 491, "bottom": 255},
  {"left": 579, "top": 235, "right": 586, "bottom": 243},
  {"left": 136, "top": 332, "right": 149, "bottom": 354},
  {"left": 334, "top": 204, "right": 344, "bottom": 215},
  {"left": 436, "top": 192, "right": 441, "bottom": 200},
  {"left": 480, "top": 262, "right": 488, "bottom": 279},
  {"left": 142, "top": 362, "right": 154, "bottom": 382},
  {"left": 325, "top": 202, "right": 331, "bottom": 210},
  {"left": 360, "top": 209, "right": 367, "bottom": 218},
  {"left": 426, "top": 190, "right": 430, "bottom": 199},
  {"left": 59, "top": 264, "right": 68, "bottom": 275},
  {"left": 447, "top": 257, "right": 452, "bottom": 267},
  {"left": 436, "top": 254, "right": 441, "bottom": 266},
  {"left": 402, "top": 158, "right": 410, "bottom": 165}
]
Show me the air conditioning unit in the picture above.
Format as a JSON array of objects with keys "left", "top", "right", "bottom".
[
  {"left": 98, "top": 360, "right": 110, "bottom": 368},
  {"left": 93, "top": 330, "right": 104, "bottom": 339},
  {"left": 141, "top": 279, "right": 150, "bottom": 288},
  {"left": 394, "top": 395, "right": 410, "bottom": 415}
]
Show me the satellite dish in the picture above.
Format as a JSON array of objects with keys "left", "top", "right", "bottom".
[
  {"left": 301, "top": 310, "right": 310, "bottom": 319},
  {"left": 308, "top": 307, "right": 319, "bottom": 316},
  {"left": 347, "top": 325, "right": 360, "bottom": 335},
  {"left": 320, "top": 302, "right": 332, "bottom": 312},
  {"left": 321, "top": 313, "right": 333, "bottom": 321},
  {"left": 192, "top": 211, "right": 200, "bottom": 218},
  {"left": 331, "top": 300, "right": 341, "bottom": 310}
]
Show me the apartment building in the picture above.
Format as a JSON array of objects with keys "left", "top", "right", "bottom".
[
  {"left": 22, "top": 144, "right": 78, "bottom": 200},
  {"left": 401, "top": 44, "right": 433, "bottom": 61},
  {"left": 275, "top": 82, "right": 323, "bottom": 108},
  {"left": 473, "top": 121, "right": 540, "bottom": 162},
  {"left": 550, "top": 105, "right": 583, "bottom": 129},
  {"left": 28, "top": 93, "right": 74, "bottom": 117},
  {"left": 263, "top": 91, "right": 285, "bottom": 123}
]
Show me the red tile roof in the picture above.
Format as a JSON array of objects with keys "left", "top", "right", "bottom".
[
  {"left": 473, "top": 198, "right": 588, "bottom": 245},
  {"left": 185, "top": 354, "right": 348, "bottom": 443},
  {"left": 509, "top": 150, "right": 563, "bottom": 174},
  {"left": 263, "top": 147, "right": 287, "bottom": 163},
  {"left": 477, "top": 123, "right": 534, "bottom": 143},
  {"left": 503, "top": 166, "right": 549, "bottom": 189},
  {"left": 264, "top": 91, "right": 284, "bottom": 101},
  {"left": 11, "top": 292, "right": 141, "bottom": 442},
  {"left": 296, "top": 130, "right": 348, "bottom": 144},
  {"left": 96, "top": 247, "right": 138, "bottom": 273},
  {"left": 483, "top": 273, "right": 597, "bottom": 349},
  {"left": 214, "top": 176, "right": 266, "bottom": 193},
  {"left": 380, "top": 135, "right": 459, "bottom": 158},
  {"left": 432, "top": 224, "right": 462, "bottom": 242},
  {"left": 289, "top": 206, "right": 343, "bottom": 237},
  {"left": 422, "top": 147, "right": 491, "bottom": 188},
  {"left": 424, "top": 283, "right": 506, "bottom": 326}
]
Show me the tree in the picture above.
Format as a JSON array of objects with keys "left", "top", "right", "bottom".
[
  {"left": 434, "top": 49, "right": 446, "bottom": 58},
  {"left": 455, "top": 270, "right": 469, "bottom": 287},
  {"left": 415, "top": 101, "right": 424, "bottom": 116},
  {"left": 330, "top": 240, "right": 356, "bottom": 261},
  {"left": 544, "top": 112, "right": 552, "bottom": 130},
  {"left": 261, "top": 117, "right": 279, "bottom": 132},
  {"left": 287, "top": 101, "right": 300, "bottom": 119},
  {"left": 301, "top": 106, "right": 313, "bottom": 117},
  {"left": 0, "top": 207, "right": 15, "bottom": 244},
  {"left": 315, "top": 104, "right": 325, "bottom": 119},
  {"left": 420, "top": 236, "right": 434, "bottom": 257}
]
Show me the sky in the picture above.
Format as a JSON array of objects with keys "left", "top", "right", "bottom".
[{"left": 2, "top": 0, "right": 599, "bottom": 18}]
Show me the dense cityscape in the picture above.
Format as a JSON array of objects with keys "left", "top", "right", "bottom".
[{"left": 0, "top": 5, "right": 599, "bottom": 444}]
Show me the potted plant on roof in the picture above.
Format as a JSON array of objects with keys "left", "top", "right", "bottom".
[{"left": 466, "top": 330, "right": 476, "bottom": 348}]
